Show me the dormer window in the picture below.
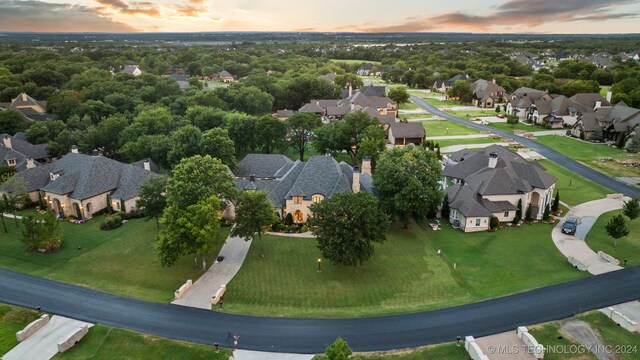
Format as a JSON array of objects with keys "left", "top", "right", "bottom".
[
  {"left": 7, "top": 158, "right": 16, "bottom": 166},
  {"left": 293, "top": 196, "right": 303, "bottom": 204},
  {"left": 312, "top": 195, "right": 324, "bottom": 203},
  {"left": 50, "top": 172, "right": 62, "bottom": 181}
]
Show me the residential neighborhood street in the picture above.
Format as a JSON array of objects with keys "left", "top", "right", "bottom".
[
  {"left": 1, "top": 267, "right": 640, "bottom": 354},
  {"left": 411, "top": 96, "right": 640, "bottom": 199}
]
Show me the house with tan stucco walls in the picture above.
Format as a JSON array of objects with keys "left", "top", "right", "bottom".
[
  {"left": 443, "top": 145, "right": 557, "bottom": 232},
  {"left": 234, "top": 154, "right": 373, "bottom": 224},
  {"left": 11, "top": 147, "right": 160, "bottom": 219}
]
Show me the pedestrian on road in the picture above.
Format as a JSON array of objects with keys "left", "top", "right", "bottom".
[{"left": 233, "top": 331, "right": 239, "bottom": 350}]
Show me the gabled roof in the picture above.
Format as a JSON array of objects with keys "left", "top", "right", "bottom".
[
  {"left": 472, "top": 79, "right": 506, "bottom": 99},
  {"left": 276, "top": 109, "right": 294, "bottom": 118},
  {"left": 234, "top": 154, "right": 293, "bottom": 179},
  {"left": 569, "top": 93, "right": 611, "bottom": 110},
  {"left": 15, "top": 153, "right": 159, "bottom": 200},
  {"left": 444, "top": 146, "right": 557, "bottom": 218},
  {"left": 299, "top": 102, "right": 325, "bottom": 114},
  {"left": 359, "top": 84, "right": 386, "bottom": 97},
  {"left": 234, "top": 154, "right": 369, "bottom": 208},
  {"left": 2, "top": 134, "right": 49, "bottom": 160},
  {"left": 389, "top": 123, "right": 425, "bottom": 139},
  {"left": 122, "top": 65, "right": 141, "bottom": 75}
]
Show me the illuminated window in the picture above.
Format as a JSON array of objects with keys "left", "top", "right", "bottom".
[
  {"left": 293, "top": 196, "right": 303, "bottom": 204},
  {"left": 312, "top": 195, "right": 324, "bottom": 203}
]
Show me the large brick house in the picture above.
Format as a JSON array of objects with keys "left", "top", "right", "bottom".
[
  {"left": 234, "top": 154, "right": 373, "bottom": 223},
  {"left": 443, "top": 145, "right": 557, "bottom": 232}
]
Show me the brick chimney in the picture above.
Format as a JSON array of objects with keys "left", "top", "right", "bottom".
[
  {"left": 488, "top": 152, "right": 498, "bottom": 168},
  {"left": 361, "top": 156, "right": 372, "bottom": 175},
  {"left": 71, "top": 145, "right": 79, "bottom": 154},
  {"left": 2, "top": 135, "right": 11, "bottom": 149},
  {"left": 348, "top": 84, "right": 353, "bottom": 98},
  {"left": 606, "top": 91, "right": 612, "bottom": 103},
  {"left": 352, "top": 166, "right": 361, "bottom": 193},
  {"left": 26, "top": 157, "right": 36, "bottom": 169}
]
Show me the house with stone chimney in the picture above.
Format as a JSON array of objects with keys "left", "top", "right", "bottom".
[
  {"left": 506, "top": 87, "right": 551, "bottom": 121},
  {"left": 10, "top": 146, "right": 159, "bottom": 218},
  {"left": 443, "top": 145, "right": 557, "bottom": 232},
  {"left": 1, "top": 133, "right": 51, "bottom": 171},
  {"left": 7, "top": 93, "right": 55, "bottom": 121},
  {"left": 234, "top": 154, "right": 373, "bottom": 224}
]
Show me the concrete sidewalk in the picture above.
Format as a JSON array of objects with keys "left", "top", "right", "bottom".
[
  {"left": 4, "top": 315, "right": 93, "bottom": 360},
  {"left": 172, "top": 234, "right": 252, "bottom": 309}
]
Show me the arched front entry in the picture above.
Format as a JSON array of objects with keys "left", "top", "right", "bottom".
[
  {"left": 530, "top": 192, "right": 541, "bottom": 218},
  {"left": 52, "top": 198, "right": 62, "bottom": 216},
  {"left": 293, "top": 210, "right": 304, "bottom": 224},
  {"left": 85, "top": 203, "right": 93, "bottom": 218},
  {"left": 73, "top": 203, "right": 82, "bottom": 219}
]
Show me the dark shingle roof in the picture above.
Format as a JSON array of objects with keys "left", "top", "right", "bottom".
[
  {"left": 234, "top": 154, "right": 293, "bottom": 178},
  {"left": 389, "top": 123, "right": 425, "bottom": 139}
]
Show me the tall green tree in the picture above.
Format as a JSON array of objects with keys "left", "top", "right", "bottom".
[
  {"left": 622, "top": 198, "right": 640, "bottom": 221},
  {"left": 309, "top": 192, "right": 390, "bottom": 267},
  {"left": 605, "top": 214, "right": 629, "bottom": 248},
  {"left": 167, "top": 125, "right": 202, "bottom": 166},
  {"left": 136, "top": 176, "right": 168, "bottom": 230},
  {"left": 314, "top": 111, "right": 382, "bottom": 165},
  {"left": 256, "top": 116, "right": 287, "bottom": 154},
  {"left": 0, "top": 109, "right": 27, "bottom": 135},
  {"left": 448, "top": 80, "right": 473, "bottom": 103},
  {"left": 388, "top": 87, "right": 410, "bottom": 106},
  {"left": 551, "top": 191, "right": 560, "bottom": 212},
  {"left": 334, "top": 74, "right": 363, "bottom": 89},
  {"left": 157, "top": 196, "right": 223, "bottom": 270},
  {"left": 200, "top": 128, "right": 236, "bottom": 167},
  {"left": 286, "top": 113, "right": 322, "bottom": 161},
  {"left": 231, "top": 191, "right": 278, "bottom": 258},
  {"left": 21, "top": 210, "right": 61, "bottom": 251},
  {"left": 372, "top": 146, "right": 442, "bottom": 226}
]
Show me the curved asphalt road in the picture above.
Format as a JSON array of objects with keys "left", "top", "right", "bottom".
[
  {"left": 411, "top": 96, "right": 640, "bottom": 199},
  {"left": 2, "top": 268, "right": 640, "bottom": 354}
]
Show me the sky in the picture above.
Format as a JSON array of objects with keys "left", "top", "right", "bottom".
[{"left": 0, "top": 0, "right": 639, "bottom": 33}]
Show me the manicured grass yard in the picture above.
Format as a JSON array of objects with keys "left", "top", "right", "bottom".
[
  {"left": 398, "top": 101, "right": 420, "bottom": 110},
  {"left": 537, "top": 160, "right": 612, "bottom": 206},
  {"left": 420, "top": 120, "right": 482, "bottom": 136},
  {"left": 0, "top": 215, "right": 230, "bottom": 303},
  {"left": 223, "top": 222, "right": 585, "bottom": 318},
  {"left": 424, "top": 97, "right": 461, "bottom": 107},
  {"left": 445, "top": 110, "right": 499, "bottom": 120},
  {"left": 489, "top": 122, "right": 550, "bottom": 133},
  {"left": 529, "top": 312, "right": 640, "bottom": 360},
  {"left": 535, "top": 136, "right": 640, "bottom": 177},
  {"left": 437, "top": 137, "right": 503, "bottom": 149},
  {"left": 54, "top": 325, "right": 231, "bottom": 360},
  {"left": 0, "top": 305, "right": 39, "bottom": 355},
  {"left": 585, "top": 210, "right": 640, "bottom": 266}
]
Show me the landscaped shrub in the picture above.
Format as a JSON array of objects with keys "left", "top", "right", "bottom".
[
  {"left": 100, "top": 215, "right": 123, "bottom": 230},
  {"left": 284, "top": 213, "right": 294, "bottom": 226},
  {"left": 122, "top": 210, "right": 145, "bottom": 220},
  {"left": 489, "top": 216, "right": 500, "bottom": 230},
  {"left": 543, "top": 204, "right": 550, "bottom": 220}
]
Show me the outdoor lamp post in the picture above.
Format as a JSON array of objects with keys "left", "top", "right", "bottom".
[{"left": 317, "top": 258, "right": 321, "bottom": 272}]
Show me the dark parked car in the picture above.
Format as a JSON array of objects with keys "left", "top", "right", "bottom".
[{"left": 562, "top": 217, "right": 578, "bottom": 235}]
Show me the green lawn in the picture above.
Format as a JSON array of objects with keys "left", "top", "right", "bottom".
[
  {"left": 53, "top": 325, "right": 231, "bottom": 360},
  {"left": 318, "top": 343, "right": 468, "bottom": 360},
  {"left": 600, "top": 86, "right": 611, "bottom": 98},
  {"left": 445, "top": 110, "right": 500, "bottom": 120},
  {"left": 330, "top": 59, "right": 382, "bottom": 65},
  {"left": 223, "top": 222, "right": 585, "bottom": 318},
  {"left": 398, "top": 102, "right": 420, "bottom": 110},
  {"left": 438, "top": 137, "right": 504, "bottom": 149},
  {"left": 0, "top": 305, "right": 39, "bottom": 355},
  {"left": 585, "top": 210, "right": 640, "bottom": 266},
  {"left": 424, "top": 97, "right": 464, "bottom": 107},
  {"left": 420, "top": 120, "right": 482, "bottom": 136},
  {"left": 537, "top": 160, "right": 612, "bottom": 206},
  {"left": 535, "top": 136, "right": 640, "bottom": 177},
  {"left": 529, "top": 312, "right": 640, "bottom": 360},
  {"left": 489, "top": 122, "right": 550, "bottom": 133},
  {"left": 0, "top": 215, "right": 230, "bottom": 303}
]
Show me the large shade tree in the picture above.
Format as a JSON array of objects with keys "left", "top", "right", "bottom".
[
  {"left": 373, "top": 146, "right": 442, "bottom": 226},
  {"left": 309, "top": 192, "right": 390, "bottom": 266},
  {"left": 231, "top": 190, "right": 278, "bottom": 258},
  {"left": 286, "top": 113, "right": 322, "bottom": 161},
  {"left": 136, "top": 175, "right": 169, "bottom": 230}
]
